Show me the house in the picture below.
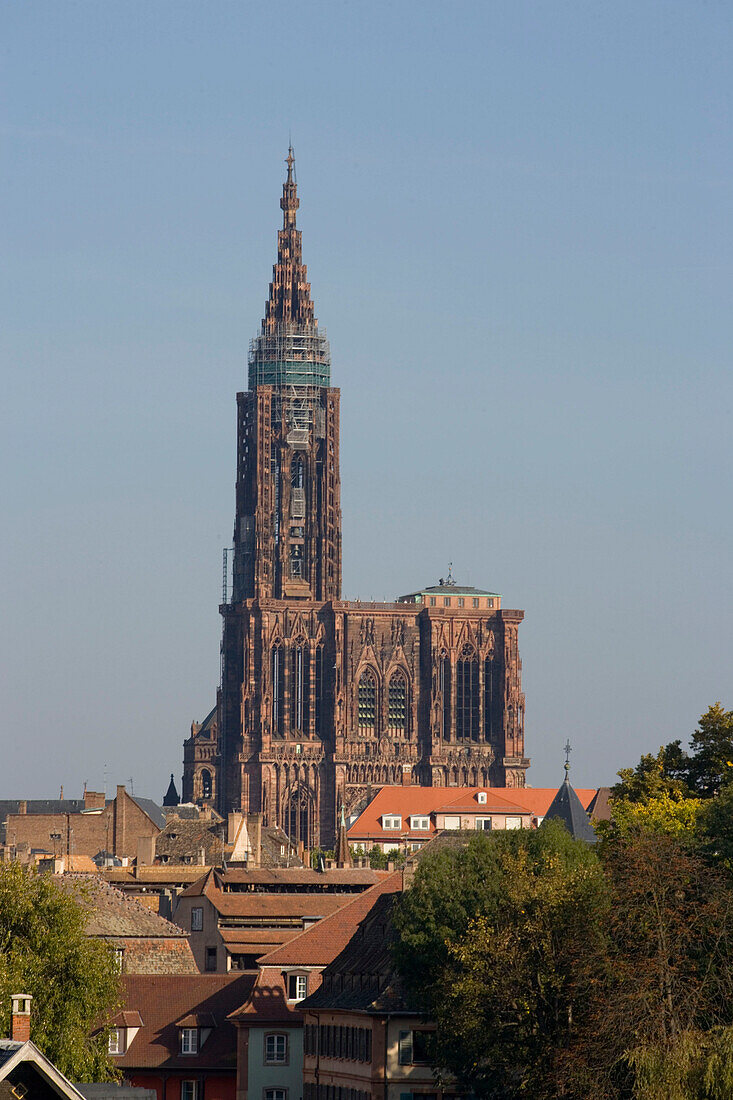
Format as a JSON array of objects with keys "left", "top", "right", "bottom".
[
  {"left": 348, "top": 785, "right": 604, "bottom": 853},
  {"left": 299, "top": 889, "right": 445, "bottom": 1100},
  {"left": 1, "top": 787, "right": 164, "bottom": 864},
  {"left": 111, "top": 974, "right": 256, "bottom": 1100},
  {"left": 0, "top": 995, "right": 85, "bottom": 1100},
  {"left": 228, "top": 873, "right": 404, "bottom": 1100},
  {"left": 58, "top": 875, "right": 198, "bottom": 974},
  {"left": 102, "top": 866, "right": 213, "bottom": 921},
  {"left": 174, "top": 868, "right": 389, "bottom": 973}
]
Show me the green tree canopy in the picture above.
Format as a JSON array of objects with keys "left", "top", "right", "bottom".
[
  {"left": 613, "top": 704, "right": 733, "bottom": 805},
  {"left": 568, "top": 830, "right": 733, "bottom": 1100},
  {"left": 393, "top": 823, "right": 609, "bottom": 1100},
  {"left": 0, "top": 862, "right": 120, "bottom": 1081},
  {"left": 598, "top": 791, "right": 704, "bottom": 845}
]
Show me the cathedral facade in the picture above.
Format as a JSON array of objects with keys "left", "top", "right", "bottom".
[{"left": 182, "top": 151, "right": 528, "bottom": 847}]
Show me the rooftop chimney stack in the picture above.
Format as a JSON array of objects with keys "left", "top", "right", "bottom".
[{"left": 10, "top": 994, "right": 32, "bottom": 1043}]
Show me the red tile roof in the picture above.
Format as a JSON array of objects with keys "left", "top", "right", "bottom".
[
  {"left": 229, "top": 967, "right": 303, "bottom": 1024},
  {"left": 218, "top": 867, "right": 385, "bottom": 886},
  {"left": 115, "top": 974, "right": 255, "bottom": 1069},
  {"left": 218, "top": 928, "right": 300, "bottom": 948},
  {"left": 254, "top": 871, "right": 403, "bottom": 969},
  {"left": 203, "top": 891, "right": 353, "bottom": 919},
  {"left": 436, "top": 791, "right": 531, "bottom": 814},
  {"left": 348, "top": 785, "right": 600, "bottom": 841}
]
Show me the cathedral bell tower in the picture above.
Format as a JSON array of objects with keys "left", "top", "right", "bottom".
[{"left": 232, "top": 147, "right": 342, "bottom": 602}]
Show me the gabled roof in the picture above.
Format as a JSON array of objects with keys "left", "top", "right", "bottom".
[
  {"left": 190, "top": 891, "right": 353, "bottom": 920},
  {"left": 213, "top": 867, "right": 385, "bottom": 888},
  {"left": 299, "top": 892, "right": 416, "bottom": 1015},
  {"left": 349, "top": 785, "right": 601, "bottom": 840},
  {"left": 57, "top": 875, "right": 190, "bottom": 938},
  {"left": 0, "top": 1039, "right": 85, "bottom": 1100},
  {"left": 115, "top": 974, "right": 256, "bottom": 1068},
  {"left": 129, "top": 796, "right": 166, "bottom": 830},
  {"left": 544, "top": 778, "right": 598, "bottom": 843},
  {"left": 256, "top": 871, "right": 403, "bottom": 969},
  {"left": 436, "top": 790, "right": 530, "bottom": 814}
]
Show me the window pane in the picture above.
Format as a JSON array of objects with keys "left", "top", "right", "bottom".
[
  {"left": 358, "top": 671, "right": 376, "bottom": 732},
  {"left": 387, "top": 674, "right": 407, "bottom": 733}
]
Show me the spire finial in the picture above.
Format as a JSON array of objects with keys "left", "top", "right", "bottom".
[
  {"left": 285, "top": 145, "right": 295, "bottom": 183},
  {"left": 563, "top": 739, "right": 572, "bottom": 779}
]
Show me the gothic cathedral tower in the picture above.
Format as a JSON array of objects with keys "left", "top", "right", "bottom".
[
  {"left": 183, "top": 151, "right": 528, "bottom": 848},
  {"left": 232, "top": 148, "right": 341, "bottom": 605}
]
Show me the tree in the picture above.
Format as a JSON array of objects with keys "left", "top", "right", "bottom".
[
  {"left": 393, "top": 823, "right": 609, "bottom": 1100},
  {"left": 612, "top": 704, "right": 733, "bottom": 806},
  {"left": 612, "top": 744, "right": 691, "bottom": 804},
  {"left": 0, "top": 862, "right": 121, "bottom": 1081},
  {"left": 598, "top": 791, "right": 704, "bottom": 844},
  {"left": 684, "top": 702, "right": 733, "bottom": 798},
  {"left": 567, "top": 831, "right": 733, "bottom": 1100},
  {"left": 699, "top": 781, "right": 733, "bottom": 873}
]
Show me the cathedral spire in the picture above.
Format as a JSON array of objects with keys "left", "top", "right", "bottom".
[
  {"left": 262, "top": 145, "right": 316, "bottom": 335},
  {"left": 249, "top": 149, "right": 330, "bottom": 389}
]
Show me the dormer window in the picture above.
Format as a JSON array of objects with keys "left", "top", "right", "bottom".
[
  {"left": 180, "top": 1027, "right": 198, "bottom": 1054},
  {"left": 477, "top": 791, "right": 487, "bottom": 804},
  {"left": 409, "top": 816, "right": 429, "bottom": 831},
  {"left": 108, "top": 1028, "right": 124, "bottom": 1055},
  {"left": 287, "top": 973, "right": 308, "bottom": 1002},
  {"left": 382, "top": 815, "right": 402, "bottom": 830}
]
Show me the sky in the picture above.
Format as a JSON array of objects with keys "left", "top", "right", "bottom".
[{"left": 2, "top": 1, "right": 732, "bottom": 801}]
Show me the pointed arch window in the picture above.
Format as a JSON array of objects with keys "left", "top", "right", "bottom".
[
  {"left": 287, "top": 786, "right": 311, "bottom": 847},
  {"left": 484, "top": 655, "right": 495, "bottom": 741},
  {"left": 272, "top": 644, "right": 285, "bottom": 736},
  {"left": 440, "top": 655, "right": 452, "bottom": 741},
  {"left": 387, "top": 672, "right": 408, "bottom": 736},
  {"left": 291, "top": 641, "right": 310, "bottom": 734},
  {"left": 456, "top": 646, "right": 479, "bottom": 741},
  {"left": 314, "top": 645, "right": 325, "bottom": 737},
  {"left": 358, "top": 670, "right": 377, "bottom": 735}
]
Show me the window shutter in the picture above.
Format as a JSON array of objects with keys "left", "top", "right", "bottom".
[{"left": 398, "top": 1031, "right": 413, "bottom": 1065}]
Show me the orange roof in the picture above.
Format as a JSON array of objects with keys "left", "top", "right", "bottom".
[
  {"left": 204, "top": 891, "right": 352, "bottom": 919},
  {"left": 436, "top": 790, "right": 531, "bottom": 814},
  {"left": 229, "top": 966, "right": 304, "bottom": 1023},
  {"left": 348, "top": 785, "right": 600, "bottom": 840},
  {"left": 115, "top": 974, "right": 255, "bottom": 1068},
  {"left": 255, "top": 871, "right": 403, "bottom": 969}
]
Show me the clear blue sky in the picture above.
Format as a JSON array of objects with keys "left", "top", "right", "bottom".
[{"left": 2, "top": 1, "right": 732, "bottom": 800}]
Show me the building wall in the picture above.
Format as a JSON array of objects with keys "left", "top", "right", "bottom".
[
  {"left": 4, "top": 787, "right": 159, "bottom": 860},
  {"left": 246, "top": 1026, "right": 303, "bottom": 1100},
  {"left": 205, "top": 596, "right": 526, "bottom": 849},
  {"left": 119, "top": 937, "right": 199, "bottom": 975},
  {"left": 174, "top": 894, "right": 222, "bottom": 973},
  {"left": 125, "top": 1072, "right": 235, "bottom": 1100},
  {"left": 303, "top": 1013, "right": 442, "bottom": 1100}
]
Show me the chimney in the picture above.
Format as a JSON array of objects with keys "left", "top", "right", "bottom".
[
  {"left": 227, "top": 813, "right": 243, "bottom": 846},
  {"left": 199, "top": 847, "right": 206, "bottom": 866},
  {"left": 136, "top": 834, "right": 155, "bottom": 866},
  {"left": 246, "top": 813, "right": 262, "bottom": 867},
  {"left": 84, "top": 789, "right": 105, "bottom": 810},
  {"left": 10, "top": 995, "right": 32, "bottom": 1043},
  {"left": 18, "top": 801, "right": 27, "bottom": 815}
]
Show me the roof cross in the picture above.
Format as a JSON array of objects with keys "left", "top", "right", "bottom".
[{"left": 563, "top": 739, "right": 572, "bottom": 778}]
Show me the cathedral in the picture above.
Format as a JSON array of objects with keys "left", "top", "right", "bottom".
[{"left": 182, "top": 150, "right": 528, "bottom": 848}]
